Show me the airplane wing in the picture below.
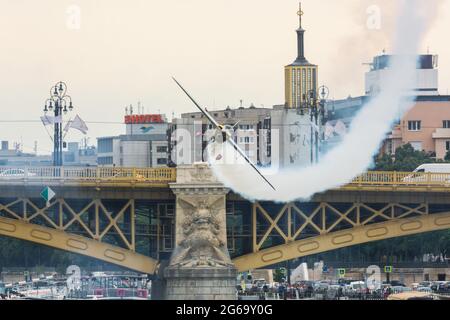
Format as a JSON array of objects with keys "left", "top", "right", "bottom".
[
  {"left": 226, "top": 137, "right": 276, "bottom": 191},
  {"left": 172, "top": 77, "right": 220, "bottom": 128},
  {"left": 173, "top": 77, "right": 276, "bottom": 191}
]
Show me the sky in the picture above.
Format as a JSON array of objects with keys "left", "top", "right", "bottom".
[{"left": 0, "top": 0, "right": 449, "bottom": 154}]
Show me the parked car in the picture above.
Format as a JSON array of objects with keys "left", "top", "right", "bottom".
[
  {"left": 391, "top": 286, "right": 412, "bottom": 294},
  {"left": 430, "top": 281, "right": 447, "bottom": 292},
  {"left": 0, "top": 169, "right": 36, "bottom": 177},
  {"left": 419, "top": 281, "right": 432, "bottom": 288},
  {"left": 417, "top": 286, "right": 433, "bottom": 293},
  {"left": 403, "top": 164, "right": 450, "bottom": 183},
  {"left": 388, "top": 280, "right": 406, "bottom": 287}
]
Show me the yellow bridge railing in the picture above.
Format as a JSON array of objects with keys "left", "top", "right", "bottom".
[
  {"left": 1, "top": 167, "right": 450, "bottom": 190},
  {"left": 0, "top": 166, "right": 177, "bottom": 186},
  {"left": 344, "top": 171, "right": 450, "bottom": 190}
]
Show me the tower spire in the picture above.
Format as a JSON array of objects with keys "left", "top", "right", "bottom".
[
  {"left": 294, "top": 2, "right": 308, "bottom": 64},
  {"left": 297, "top": 2, "right": 304, "bottom": 29}
]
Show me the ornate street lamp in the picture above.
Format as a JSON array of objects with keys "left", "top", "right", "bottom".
[{"left": 43, "top": 82, "right": 74, "bottom": 166}]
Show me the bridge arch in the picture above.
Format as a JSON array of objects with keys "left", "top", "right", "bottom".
[
  {"left": 0, "top": 216, "right": 158, "bottom": 274},
  {"left": 232, "top": 212, "right": 450, "bottom": 272}
]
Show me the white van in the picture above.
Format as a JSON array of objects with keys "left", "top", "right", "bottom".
[
  {"left": 413, "top": 164, "right": 450, "bottom": 173},
  {"left": 403, "top": 164, "right": 450, "bottom": 183}
]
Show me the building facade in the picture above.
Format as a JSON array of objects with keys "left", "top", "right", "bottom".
[
  {"left": 0, "top": 140, "right": 96, "bottom": 167},
  {"left": 365, "top": 54, "right": 439, "bottom": 96},
  {"left": 171, "top": 106, "right": 272, "bottom": 166},
  {"left": 383, "top": 96, "right": 450, "bottom": 159},
  {"left": 97, "top": 113, "right": 169, "bottom": 167}
]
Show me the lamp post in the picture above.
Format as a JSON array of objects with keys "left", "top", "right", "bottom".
[
  {"left": 303, "top": 85, "right": 329, "bottom": 164},
  {"left": 43, "top": 82, "right": 74, "bottom": 166}
]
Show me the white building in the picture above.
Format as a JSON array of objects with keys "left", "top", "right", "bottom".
[
  {"left": 171, "top": 106, "right": 272, "bottom": 166},
  {"left": 365, "top": 54, "right": 439, "bottom": 96},
  {"left": 97, "top": 113, "right": 169, "bottom": 167},
  {"left": 171, "top": 105, "right": 321, "bottom": 169}
]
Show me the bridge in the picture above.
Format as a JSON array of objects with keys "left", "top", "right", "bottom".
[{"left": 1, "top": 165, "right": 450, "bottom": 274}]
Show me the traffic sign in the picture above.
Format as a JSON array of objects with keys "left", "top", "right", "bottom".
[
  {"left": 384, "top": 266, "right": 393, "bottom": 273},
  {"left": 337, "top": 268, "right": 346, "bottom": 278},
  {"left": 41, "top": 186, "right": 56, "bottom": 205}
]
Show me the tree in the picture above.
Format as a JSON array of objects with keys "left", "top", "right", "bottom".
[
  {"left": 273, "top": 268, "right": 286, "bottom": 283},
  {"left": 374, "top": 144, "right": 438, "bottom": 171},
  {"left": 445, "top": 150, "right": 450, "bottom": 162}
]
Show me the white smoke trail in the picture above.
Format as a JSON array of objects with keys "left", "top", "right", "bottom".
[{"left": 207, "top": 0, "right": 436, "bottom": 203}]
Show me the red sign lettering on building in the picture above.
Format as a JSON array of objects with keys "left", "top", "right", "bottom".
[{"left": 124, "top": 114, "right": 164, "bottom": 124}]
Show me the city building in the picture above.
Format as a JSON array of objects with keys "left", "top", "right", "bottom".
[
  {"left": 383, "top": 96, "right": 450, "bottom": 158},
  {"left": 171, "top": 106, "right": 272, "bottom": 166},
  {"left": 0, "top": 140, "right": 96, "bottom": 167},
  {"left": 97, "top": 112, "right": 169, "bottom": 167},
  {"left": 63, "top": 142, "right": 97, "bottom": 167},
  {"left": 324, "top": 53, "right": 450, "bottom": 160},
  {"left": 365, "top": 54, "right": 439, "bottom": 96}
]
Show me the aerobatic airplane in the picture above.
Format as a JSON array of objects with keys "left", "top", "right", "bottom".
[{"left": 172, "top": 77, "right": 276, "bottom": 191}]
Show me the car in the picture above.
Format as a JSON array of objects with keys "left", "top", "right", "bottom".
[
  {"left": 0, "top": 169, "right": 36, "bottom": 177},
  {"left": 389, "top": 280, "right": 406, "bottom": 287},
  {"left": 430, "top": 281, "right": 446, "bottom": 291},
  {"left": 419, "top": 281, "right": 432, "bottom": 287},
  {"left": 403, "top": 164, "right": 450, "bottom": 183},
  {"left": 417, "top": 286, "right": 433, "bottom": 293},
  {"left": 391, "top": 286, "right": 412, "bottom": 294}
]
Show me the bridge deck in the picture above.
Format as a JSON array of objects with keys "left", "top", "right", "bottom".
[
  {"left": 0, "top": 167, "right": 176, "bottom": 187},
  {"left": 1, "top": 167, "right": 450, "bottom": 192}
]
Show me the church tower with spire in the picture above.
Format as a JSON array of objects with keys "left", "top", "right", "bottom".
[{"left": 285, "top": 3, "right": 318, "bottom": 108}]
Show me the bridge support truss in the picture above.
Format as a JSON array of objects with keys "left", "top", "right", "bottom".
[
  {"left": 0, "top": 197, "right": 159, "bottom": 274},
  {"left": 233, "top": 201, "right": 450, "bottom": 271}
]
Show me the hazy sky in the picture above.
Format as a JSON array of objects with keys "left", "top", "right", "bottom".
[{"left": 0, "top": 0, "right": 449, "bottom": 154}]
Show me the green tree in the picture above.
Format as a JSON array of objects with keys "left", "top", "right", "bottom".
[
  {"left": 374, "top": 144, "right": 438, "bottom": 171},
  {"left": 273, "top": 268, "right": 286, "bottom": 283},
  {"left": 445, "top": 150, "right": 450, "bottom": 162}
]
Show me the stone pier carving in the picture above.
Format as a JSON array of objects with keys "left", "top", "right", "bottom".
[
  {"left": 164, "top": 163, "right": 237, "bottom": 300},
  {"left": 169, "top": 197, "right": 233, "bottom": 268}
]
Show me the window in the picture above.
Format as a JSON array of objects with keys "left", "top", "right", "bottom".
[
  {"left": 408, "top": 121, "right": 421, "bottom": 131},
  {"left": 410, "top": 141, "right": 423, "bottom": 151},
  {"left": 446, "top": 141, "right": 450, "bottom": 151},
  {"left": 158, "top": 203, "right": 174, "bottom": 217},
  {"left": 98, "top": 156, "right": 113, "bottom": 165},
  {"left": 239, "top": 137, "right": 254, "bottom": 144},
  {"left": 156, "top": 146, "right": 168, "bottom": 153},
  {"left": 157, "top": 158, "right": 167, "bottom": 165},
  {"left": 98, "top": 138, "right": 113, "bottom": 153},
  {"left": 238, "top": 124, "right": 254, "bottom": 131},
  {"left": 443, "top": 120, "right": 450, "bottom": 128}
]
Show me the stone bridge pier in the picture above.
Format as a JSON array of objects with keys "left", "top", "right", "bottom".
[{"left": 163, "top": 163, "right": 237, "bottom": 300}]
